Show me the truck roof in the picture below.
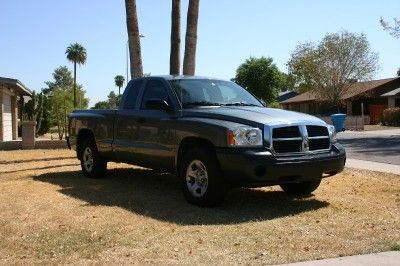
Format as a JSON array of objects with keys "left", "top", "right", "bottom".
[{"left": 134, "top": 75, "right": 226, "bottom": 81}]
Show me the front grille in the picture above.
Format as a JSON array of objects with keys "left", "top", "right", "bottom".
[
  {"left": 273, "top": 139, "right": 302, "bottom": 153},
  {"left": 272, "top": 126, "right": 300, "bottom": 138},
  {"left": 306, "top": 125, "right": 329, "bottom": 137},
  {"left": 309, "top": 138, "right": 330, "bottom": 151},
  {"left": 271, "top": 125, "right": 330, "bottom": 154}
]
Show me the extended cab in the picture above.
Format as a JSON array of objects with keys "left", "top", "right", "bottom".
[{"left": 68, "top": 76, "right": 346, "bottom": 206}]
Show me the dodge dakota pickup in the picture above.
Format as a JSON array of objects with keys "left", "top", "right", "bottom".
[{"left": 68, "top": 76, "right": 346, "bottom": 207}]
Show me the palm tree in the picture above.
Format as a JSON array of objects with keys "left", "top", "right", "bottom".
[
  {"left": 183, "top": 0, "right": 200, "bottom": 75},
  {"left": 170, "top": 0, "right": 181, "bottom": 75},
  {"left": 125, "top": 0, "right": 143, "bottom": 78},
  {"left": 114, "top": 75, "right": 125, "bottom": 97},
  {"left": 65, "top": 43, "right": 87, "bottom": 108}
]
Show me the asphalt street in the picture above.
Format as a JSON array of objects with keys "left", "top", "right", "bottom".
[{"left": 338, "top": 131, "right": 400, "bottom": 165}]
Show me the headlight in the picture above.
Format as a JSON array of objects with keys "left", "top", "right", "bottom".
[
  {"left": 227, "top": 126, "right": 263, "bottom": 147},
  {"left": 328, "top": 125, "right": 337, "bottom": 143}
]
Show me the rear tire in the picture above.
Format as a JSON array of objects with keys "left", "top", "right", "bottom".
[
  {"left": 180, "top": 148, "right": 227, "bottom": 207},
  {"left": 80, "top": 138, "right": 107, "bottom": 179},
  {"left": 280, "top": 180, "right": 321, "bottom": 196}
]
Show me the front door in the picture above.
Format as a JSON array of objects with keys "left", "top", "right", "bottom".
[
  {"left": 369, "top": 105, "right": 387, "bottom": 124},
  {"left": 133, "top": 79, "right": 176, "bottom": 171}
]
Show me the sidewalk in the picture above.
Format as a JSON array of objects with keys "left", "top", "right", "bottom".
[
  {"left": 341, "top": 128, "right": 400, "bottom": 136},
  {"left": 346, "top": 158, "right": 400, "bottom": 175},
  {"left": 281, "top": 251, "right": 400, "bottom": 266}
]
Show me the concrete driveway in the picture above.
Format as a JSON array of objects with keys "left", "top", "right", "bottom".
[{"left": 337, "top": 129, "right": 400, "bottom": 165}]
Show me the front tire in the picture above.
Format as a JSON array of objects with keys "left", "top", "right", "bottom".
[
  {"left": 180, "top": 148, "right": 227, "bottom": 207},
  {"left": 280, "top": 180, "right": 321, "bottom": 196},
  {"left": 80, "top": 138, "right": 107, "bottom": 179}
]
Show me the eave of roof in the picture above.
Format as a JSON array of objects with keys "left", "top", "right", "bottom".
[
  {"left": 0, "top": 76, "right": 32, "bottom": 96},
  {"left": 381, "top": 87, "right": 400, "bottom": 97},
  {"left": 279, "top": 90, "right": 317, "bottom": 104}
]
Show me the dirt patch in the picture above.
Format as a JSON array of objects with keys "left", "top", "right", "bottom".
[{"left": 0, "top": 149, "right": 399, "bottom": 264}]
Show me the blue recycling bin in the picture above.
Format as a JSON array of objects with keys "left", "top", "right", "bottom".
[{"left": 330, "top": 113, "right": 346, "bottom": 132}]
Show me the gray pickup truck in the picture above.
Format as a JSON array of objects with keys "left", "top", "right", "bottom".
[{"left": 68, "top": 76, "right": 345, "bottom": 206}]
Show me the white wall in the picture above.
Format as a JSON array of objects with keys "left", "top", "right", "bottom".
[{"left": 2, "top": 92, "right": 12, "bottom": 141}]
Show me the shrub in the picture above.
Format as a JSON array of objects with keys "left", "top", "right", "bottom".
[{"left": 381, "top": 107, "right": 400, "bottom": 126}]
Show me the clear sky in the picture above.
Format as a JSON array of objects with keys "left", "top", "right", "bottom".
[{"left": 1, "top": 0, "right": 399, "bottom": 106}]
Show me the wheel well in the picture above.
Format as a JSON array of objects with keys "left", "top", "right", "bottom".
[
  {"left": 177, "top": 137, "right": 217, "bottom": 171},
  {"left": 76, "top": 129, "right": 95, "bottom": 161}
]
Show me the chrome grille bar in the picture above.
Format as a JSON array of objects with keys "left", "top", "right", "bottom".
[{"left": 265, "top": 124, "right": 331, "bottom": 155}]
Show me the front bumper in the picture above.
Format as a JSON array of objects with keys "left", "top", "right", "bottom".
[{"left": 216, "top": 143, "right": 346, "bottom": 187}]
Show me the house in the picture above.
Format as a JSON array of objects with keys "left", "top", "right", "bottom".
[
  {"left": 280, "top": 77, "right": 400, "bottom": 124},
  {"left": 0, "top": 77, "right": 32, "bottom": 141}
]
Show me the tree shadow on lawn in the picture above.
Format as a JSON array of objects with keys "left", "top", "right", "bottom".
[
  {"left": 0, "top": 157, "right": 75, "bottom": 165},
  {"left": 34, "top": 167, "right": 329, "bottom": 225}
]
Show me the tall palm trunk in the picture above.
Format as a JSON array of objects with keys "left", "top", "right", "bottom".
[
  {"left": 170, "top": 0, "right": 181, "bottom": 75},
  {"left": 73, "top": 62, "right": 77, "bottom": 108},
  {"left": 183, "top": 0, "right": 200, "bottom": 75},
  {"left": 125, "top": 0, "right": 143, "bottom": 78},
  {"left": 118, "top": 86, "right": 121, "bottom": 106}
]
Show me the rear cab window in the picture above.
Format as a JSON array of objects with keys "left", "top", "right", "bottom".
[{"left": 123, "top": 79, "right": 143, "bottom": 109}]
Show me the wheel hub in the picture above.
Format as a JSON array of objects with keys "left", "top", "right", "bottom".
[
  {"left": 186, "top": 160, "right": 208, "bottom": 198},
  {"left": 83, "top": 147, "right": 94, "bottom": 172}
]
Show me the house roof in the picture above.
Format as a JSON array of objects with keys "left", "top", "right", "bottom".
[
  {"left": 280, "top": 77, "right": 399, "bottom": 104},
  {"left": 381, "top": 87, "right": 400, "bottom": 97},
  {"left": 0, "top": 76, "right": 32, "bottom": 96}
]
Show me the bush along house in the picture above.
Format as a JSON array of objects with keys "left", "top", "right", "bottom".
[{"left": 280, "top": 77, "right": 400, "bottom": 126}]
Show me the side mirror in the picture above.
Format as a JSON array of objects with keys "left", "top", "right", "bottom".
[{"left": 144, "top": 99, "right": 172, "bottom": 111}]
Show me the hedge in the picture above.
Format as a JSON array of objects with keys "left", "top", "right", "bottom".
[{"left": 381, "top": 107, "right": 400, "bottom": 126}]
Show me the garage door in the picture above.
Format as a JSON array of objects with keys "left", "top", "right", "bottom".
[{"left": 2, "top": 93, "right": 12, "bottom": 141}]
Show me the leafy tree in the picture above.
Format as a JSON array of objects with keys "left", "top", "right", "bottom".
[
  {"left": 66, "top": 43, "right": 87, "bottom": 108},
  {"left": 23, "top": 91, "right": 49, "bottom": 136},
  {"left": 287, "top": 30, "right": 379, "bottom": 109},
  {"left": 44, "top": 66, "right": 73, "bottom": 93},
  {"left": 235, "top": 57, "right": 284, "bottom": 103},
  {"left": 92, "top": 101, "right": 109, "bottom": 109},
  {"left": 38, "top": 95, "right": 53, "bottom": 136},
  {"left": 170, "top": 0, "right": 181, "bottom": 75},
  {"left": 183, "top": 0, "right": 200, "bottom": 75},
  {"left": 108, "top": 91, "right": 119, "bottom": 109},
  {"left": 92, "top": 91, "right": 121, "bottom": 110},
  {"left": 125, "top": 0, "right": 143, "bottom": 78},
  {"left": 43, "top": 66, "right": 89, "bottom": 139},
  {"left": 380, "top": 17, "right": 400, "bottom": 39},
  {"left": 114, "top": 75, "right": 125, "bottom": 97},
  {"left": 380, "top": 17, "right": 399, "bottom": 79}
]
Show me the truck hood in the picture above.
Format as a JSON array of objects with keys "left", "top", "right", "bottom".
[{"left": 182, "top": 106, "right": 327, "bottom": 127}]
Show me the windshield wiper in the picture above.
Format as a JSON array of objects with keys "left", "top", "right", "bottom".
[
  {"left": 224, "top": 102, "right": 260, "bottom": 107},
  {"left": 183, "top": 101, "right": 222, "bottom": 108}
]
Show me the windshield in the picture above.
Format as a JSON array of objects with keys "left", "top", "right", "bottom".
[{"left": 169, "top": 79, "right": 263, "bottom": 108}]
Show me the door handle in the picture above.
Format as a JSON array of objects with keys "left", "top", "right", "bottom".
[{"left": 136, "top": 117, "right": 146, "bottom": 123}]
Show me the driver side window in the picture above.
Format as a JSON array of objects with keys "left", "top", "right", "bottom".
[{"left": 141, "top": 80, "right": 170, "bottom": 109}]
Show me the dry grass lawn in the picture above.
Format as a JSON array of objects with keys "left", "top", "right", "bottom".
[{"left": 0, "top": 149, "right": 399, "bottom": 264}]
